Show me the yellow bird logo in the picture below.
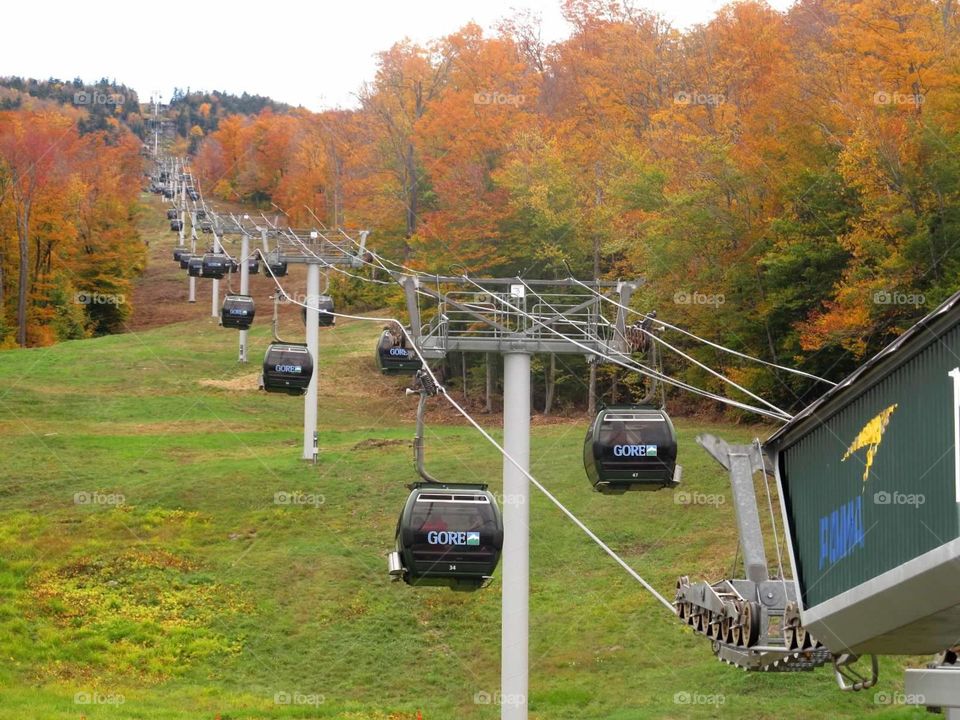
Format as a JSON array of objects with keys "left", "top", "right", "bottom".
[{"left": 842, "top": 404, "right": 898, "bottom": 487}]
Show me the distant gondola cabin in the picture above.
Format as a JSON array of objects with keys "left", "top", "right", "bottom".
[
  {"left": 201, "top": 253, "right": 229, "bottom": 279},
  {"left": 301, "top": 295, "right": 335, "bottom": 326},
  {"left": 220, "top": 295, "right": 255, "bottom": 330},
  {"left": 376, "top": 329, "right": 420, "bottom": 374},
  {"left": 583, "top": 405, "right": 679, "bottom": 493},
  {"left": 261, "top": 343, "right": 313, "bottom": 395}
]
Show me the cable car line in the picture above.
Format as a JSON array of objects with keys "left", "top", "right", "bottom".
[
  {"left": 458, "top": 275, "right": 792, "bottom": 422},
  {"left": 319, "top": 212, "right": 827, "bottom": 391},
  {"left": 329, "top": 243, "right": 815, "bottom": 418},
  {"left": 256, "top": 224, "right": 792, "bottom": 420},
  {"left": 566, "top": 275, "right": 836, "bottom": 386},
  {"left": 281, "top": 223, "right": 392, "bottom": 285},
  {"left": 473, "top": 275, "right": 791, "bottom": 420},
  {"left": 251, "top": 264, "right": 676, "bottom": 612},
  {"left": 165, "top": 169, "right": 762, "bottom": 612},
  {"left": 515, "top": 276, "right": 791, "bottom": 419},
  {"left": 205, "top": 205, "right": 792, "bottom": 421},
  {"left": 590, "top": 306, "right": 792, "bottom": 418}
]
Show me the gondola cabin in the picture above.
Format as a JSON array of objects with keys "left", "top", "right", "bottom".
[
  {"left": 166, "top": 208, "right": 178, "bottom": 220},
  {"left": 583, "top": 405, "right": 680, "bottom": 493},
  {"left": 196, "top": 209, "right": 206, "bottom": 219},
  {"left": 200, "top": 253, "right": 229, "bottom": 279},
  {"left": 220, "top": 295, "right": 255, "bottom": 330},
  {"left": 267, "top": 260, "right": 288, "bottom": 277},
  {"left": 261, "top": 343, "right": 313, "bottom": 395},
  {"left": 173, "top": 247, "right": 191, "bottom": 263},
  {"left": 301, "top": 295, "right": 335, "bottom": 326},
  {"left": 247, "top": 257, "right": 260, "bottom": 275},
  {"left": 187, "top": 257, "right": 203, "bottom": 277},
  {"left": 170, "top": 219, "right": 183, "bottom": 232},
  {"left": 390, "top": 484, "right": 503, "bottom": 590},
  {"left": 376, "top": 329, "right": 420, "bottom": 374}
]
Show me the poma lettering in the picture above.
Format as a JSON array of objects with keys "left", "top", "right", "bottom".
[{"left": 819, "top": 495, "right": 865, "bottom": 570}]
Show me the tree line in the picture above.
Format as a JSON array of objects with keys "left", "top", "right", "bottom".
[
  {"left": 0, "top": 93, "right": 146, "bottom": 346},
  {"left": 0, "top": 81, "right": 297, "bottom": 348},
  {"left": 191, "top": 0, "right": 960, "bottom": 416}
]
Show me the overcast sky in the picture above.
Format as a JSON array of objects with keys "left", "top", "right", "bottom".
[{"left": 3, "top": 0, "right": 795, "bottom": 111}]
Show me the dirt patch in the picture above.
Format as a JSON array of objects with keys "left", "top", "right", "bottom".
[
  {"left": 199, "top": 373, "right": 261, "bottom": 391},
  {"left": 125, "top": 196, "right": 313, "bottom": 332},
  {"left": 352, "top": 438, "right": 411, "bottom": 451}
]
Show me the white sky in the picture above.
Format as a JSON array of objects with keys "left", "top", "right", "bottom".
[{"left": 2, "top": 0, "right": 795, "bottom": 111}]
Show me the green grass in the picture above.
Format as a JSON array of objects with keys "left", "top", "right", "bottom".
[{"left": 0, "top": 204, "right": 928, "bottom": 718}]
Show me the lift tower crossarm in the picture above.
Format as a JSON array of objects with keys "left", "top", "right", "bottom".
[{"left": 697, "top": 433, "right": 770, "bottom": 584}]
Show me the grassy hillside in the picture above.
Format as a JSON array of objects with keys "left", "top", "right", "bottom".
[{"left": 0, "top": 199, "right": 926, "bottom": 719}]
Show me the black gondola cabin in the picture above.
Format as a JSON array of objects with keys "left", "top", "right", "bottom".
[
  {"left": 220, "top": 295, "right": 255, "bottom": 329},
  {"left": 583, "top": 405, "right": 679, "bottom": 493},
  {"left": 267, "top": 260, "right": 287, "bottom": 277},
  {"left": 201, "top": 253, "right": 229, "bottom": 279},
  {"left": 376, "top": 329, "right": 420, "bottom": 374},
  {"left": 187, "top": 257, "right": 203, "bottom": 277},
  {"left": 301, "top": 295, "right": 335, "bottom": 326},
  {"left": 261, "top": 343, "right": 313, "bottom": 395},
  {"left": 392, "top": 484, "right": 503, "bottom": 590}
]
